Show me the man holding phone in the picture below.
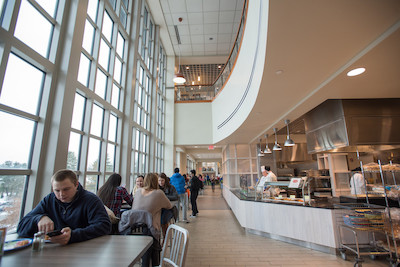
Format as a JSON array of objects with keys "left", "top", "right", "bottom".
[{"left": 17, "top": 169, "right": 111, "bottom": 244}]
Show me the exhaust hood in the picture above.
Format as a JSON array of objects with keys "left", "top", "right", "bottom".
[{"left": 304, "top": 99, "right": 400, "bottom": 153}]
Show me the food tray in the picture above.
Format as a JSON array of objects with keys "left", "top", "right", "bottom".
[
  {"left": 334, "top": 203, "right": 385, "bottom": 210},
  {"left": 4, "top": 238, "right": 33, "bottom": 252}
]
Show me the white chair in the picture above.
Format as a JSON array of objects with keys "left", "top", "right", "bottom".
[{"left": 160, "top": 224, "right": 189, "bottom": 267}]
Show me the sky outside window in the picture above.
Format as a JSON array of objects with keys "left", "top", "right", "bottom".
[{"left": 14, "top": 0, "right": 53, "bottom": 58}]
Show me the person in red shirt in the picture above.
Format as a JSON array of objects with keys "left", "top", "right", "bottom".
[{"left": 97, "top": 173, "right": 133, "bottom": 218}]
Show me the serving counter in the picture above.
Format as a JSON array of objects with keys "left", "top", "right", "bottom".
[{"left": 223, "top": 186, "right": 344, "bottom": 254}]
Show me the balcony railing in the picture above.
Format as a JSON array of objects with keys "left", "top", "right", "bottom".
[{"left": 175, "top": 0, "right": 248, "bottom": 102}]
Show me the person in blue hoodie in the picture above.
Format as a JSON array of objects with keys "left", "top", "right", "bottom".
[
  {"left": 17, "top": 169, "right": 111, "bottom": 244},
  {"left": 169, "top": 168, "right": 188, "bottom": 222}
]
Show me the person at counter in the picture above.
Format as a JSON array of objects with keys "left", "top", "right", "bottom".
[
  {"left": 17, "top": 169, "right": 111, "bottom": 244},
  {"left": 350, "top": 167, "right": 366, "bottom": 195},
  {"left": 256, "top": 166, "right": 279, "bottom": 197}
]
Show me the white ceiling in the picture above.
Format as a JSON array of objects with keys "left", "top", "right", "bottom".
[
  {"left": 159, "top": 0, "right": 244, "bottom": 57},
  {"left": 151, "top": 0, "right": 400, "bottom": 162}
]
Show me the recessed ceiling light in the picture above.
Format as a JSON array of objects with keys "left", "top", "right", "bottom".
[{"left": 347, "top": 67, "right": 365, "bottom": 77}]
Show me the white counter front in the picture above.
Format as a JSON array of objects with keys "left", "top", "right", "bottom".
[{"left": 223, "top": 186, "right": 340, "bottom": 254}]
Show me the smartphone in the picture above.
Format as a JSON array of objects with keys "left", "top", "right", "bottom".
[{"left": 46, "top": 230, "right": 62, "bottom": 237}]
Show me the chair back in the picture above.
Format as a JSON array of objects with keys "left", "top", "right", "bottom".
[{"left": 160, "top": 224, "right": 189, "bottom": 267}]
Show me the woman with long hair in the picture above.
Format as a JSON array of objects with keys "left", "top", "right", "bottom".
[
  {"left": 131, "top": 173, "right": 173, "bottom": 231},
  {"left": 158, "top": 173, "right": 178, "bottom": 239},
  {"left": 97, "top": 173, "right": 133, "bottom": 218},
  {"left": 132, "top": 175, "right": 144, "bottom": 196},
  {"left": 131, "top": 173, "right": 173, "bottom": 267}
]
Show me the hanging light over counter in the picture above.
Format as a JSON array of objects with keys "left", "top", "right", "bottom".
[
  {"left": 284, "top": 119, "right": 295, "bottom": 147},
  {"left": 257, "top": 139, "right": 264, "bottom": 157},
  {"left": 263, "top": 134, "right": 272, "bottom": 154},
  {"left": 273, "top": 128, "right": 282, "bottom": 151}
]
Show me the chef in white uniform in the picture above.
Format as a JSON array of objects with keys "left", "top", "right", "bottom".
[
  {"left": 256, "top": 166, "right": 279, "bottom": 197},
  {"left": 350, "top": 167, "right": 366, "bottom": 195}
]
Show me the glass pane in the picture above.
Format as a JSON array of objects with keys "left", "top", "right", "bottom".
[
  {"left": 95, "top": 68, "right": 107, "bottom": 99},
  {"left": 0, "top": 175, "right": 26, "bottom": 232},
  {"left": 77, "top": 53, "right": 91, "bottom": 86},
  {"left": 119, "top": 7, "right": 127, "bottom": 29},
  {"left": 98, "top": 39, "right": 110, "bottom": 71},
  {"left": 143, "top": 113, "right": 147, "bottom": 128},
  {"left": 146, "top": 75, "right": 150, "bottom": 93},
  {"left": 87, "top": 0, "right": 98, "bottom": 21},
  {"left": 111, "top": 83, "right": 120, "bottom": 109},
  {"left": 71, "top": 93, "right": 85, "bottom": 130},
  {"left": 134, "top": 151, "right": 139, "bottom": 172},
  {"left": 83, "top": 19, "right": 95, "bottom": 54},
  {"left": 122, "top": 0, "right": 128, "bottom": 8},
  {"left": 136, "top": 106, "right": 141, "bottom": 124},
  {"left": 143, "top": 134, "right": 147, "bottom": 153},
  {"left": 108, "top": 114, "right": 117, "bottom": 142},
  {"left": 14, "top": 0, "right": 52, "bottom": 58},
  {"left": 116, "top": 32, "right": 124, "bottom": 57},
  {"left": 108, "top": 0, "right": 116, "bottom": 10},
  {"left": 135, "top": 129, "right": 140, "bottom": 150},
  {"left": 144, "top": 94, "right": 149, "bottom": 111},
  {"left": 90, "top": 104, "right": 103, "bottom": 137},
  {"left": 36, "top": 0, "right": 57, "bottom": 17},
  {"left": 139, "top": 67, "right": 144, "bottom": 84},
  {"left": 102, "top": 11, "right": 113, "bottom": 43},
  {"left": 113, "top": 57, "right": 122, "bottom": 84},
  {"left": 137, "top": 87, "right": 143, "bottom": 105},
  {"left": 0, "top": 111, "right": 34, "bottom": 168},
  {"left": 106, "top": 143, "right": 115, "bottom": 172},
  {"left": 67, "top": 132, "right": 81, "bottom": 170},
  {"left": 87, "top": 138, "right": 100, "bottom": 171},
  {"left": 85, "top": 174, "right": 97, "bottom": 193},
  {"left": 0, "top": 54, "right": 43, "bottom": 114}
]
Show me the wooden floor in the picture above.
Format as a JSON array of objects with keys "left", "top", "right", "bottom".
[{"left": 175, "top": 186, "right": 390, "bottom": 267}]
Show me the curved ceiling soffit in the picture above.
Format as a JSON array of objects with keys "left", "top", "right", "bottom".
[{"left": 215, "top": 0, "right": 266, "bottom": 136}]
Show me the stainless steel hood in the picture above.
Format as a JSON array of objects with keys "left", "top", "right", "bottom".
[{"left": 304, "top": 99, "right": 400, "bottom": 153}]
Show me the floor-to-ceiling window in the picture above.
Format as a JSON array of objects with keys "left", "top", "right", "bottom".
[
  {"left": 154, "top": 44, "right": 167, "bottom": 173},
  {"left": 0, "top": 0, "right": 168, "bottom": 233},
  {"left": 0, "top": 0, "right": 63, "bottom": 232},
  {"left": 131, "top": 3, "right": 154, "bottom": 181},
  {"left": 68, "top": 0, "right": 130, "bottom": 193}
]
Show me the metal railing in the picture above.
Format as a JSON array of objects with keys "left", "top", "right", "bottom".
[{"left": 175, "top": 0, "right": 248, "bottom": 102}]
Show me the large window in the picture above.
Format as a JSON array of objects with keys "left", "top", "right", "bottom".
[
  {"left": 154, "top": 45, "right": 167, "bottom": 173},
  {"left": 71, "top": 0, "right": 129, "bottom": 192},
  {"left": 131, "top": 2, "right": 156, "bottom": 181},
  {"left": 0, "top": 0, "right": 62, "bottom": 232},
  {"left": 0, "top": 0, "right": 168, "bottom": 234}
]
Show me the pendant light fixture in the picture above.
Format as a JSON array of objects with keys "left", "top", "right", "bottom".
[
  {"left": 263, "top": 134, "right": 272, "bottom": 154},
  {"left": 273, "top": 127, "right": 282, "bottom": 151},
  {"left": 173, "top": 46, "right": 186, "bottom": 84},
  {"left": 257, "top": 138, "right": 264, "bottom": 157},
  {"left": 284, "top": 119, "right": 295, "bottom": 146}
]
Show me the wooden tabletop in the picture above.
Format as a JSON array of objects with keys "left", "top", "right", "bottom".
[{"left": 1, "top": 235, "right": 153, "bottom": 267}]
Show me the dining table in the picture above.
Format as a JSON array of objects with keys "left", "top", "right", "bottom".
[{"left": 1, "top": 234, "right": 153, "bottom": 266}]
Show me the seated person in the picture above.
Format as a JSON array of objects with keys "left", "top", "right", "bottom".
[
  {"left": 132, "top": 175, "right": 144, "bottom": 197},
  {"left": 17, "top": 169, "right": 111, "bottom": 244},
  {"left": 158, "top": 173, "right": 178, "bottom": 238},
  {"left": 97, "top": 173, "right": 133, "bottom": 218},
  {"left": 132, "top": 173, "right": 173, "bottom": 267}
]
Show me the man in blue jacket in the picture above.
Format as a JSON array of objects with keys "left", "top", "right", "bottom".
[
  {"left": 169, "top": 168, "right": 188, "bottom": 222},
  {"left": 17, "top": 169, "right": 111, "bottom": 244}
]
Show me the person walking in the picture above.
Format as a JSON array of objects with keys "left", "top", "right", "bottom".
[
  {"left": 189, "top": 169, "right": 203, "bottom": 218},
  {"left": 169, "top": 168, "right": 188, "bottom": 222},
  {"left": 211, "top": 175, "right": 216, "bottom": 192}
]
